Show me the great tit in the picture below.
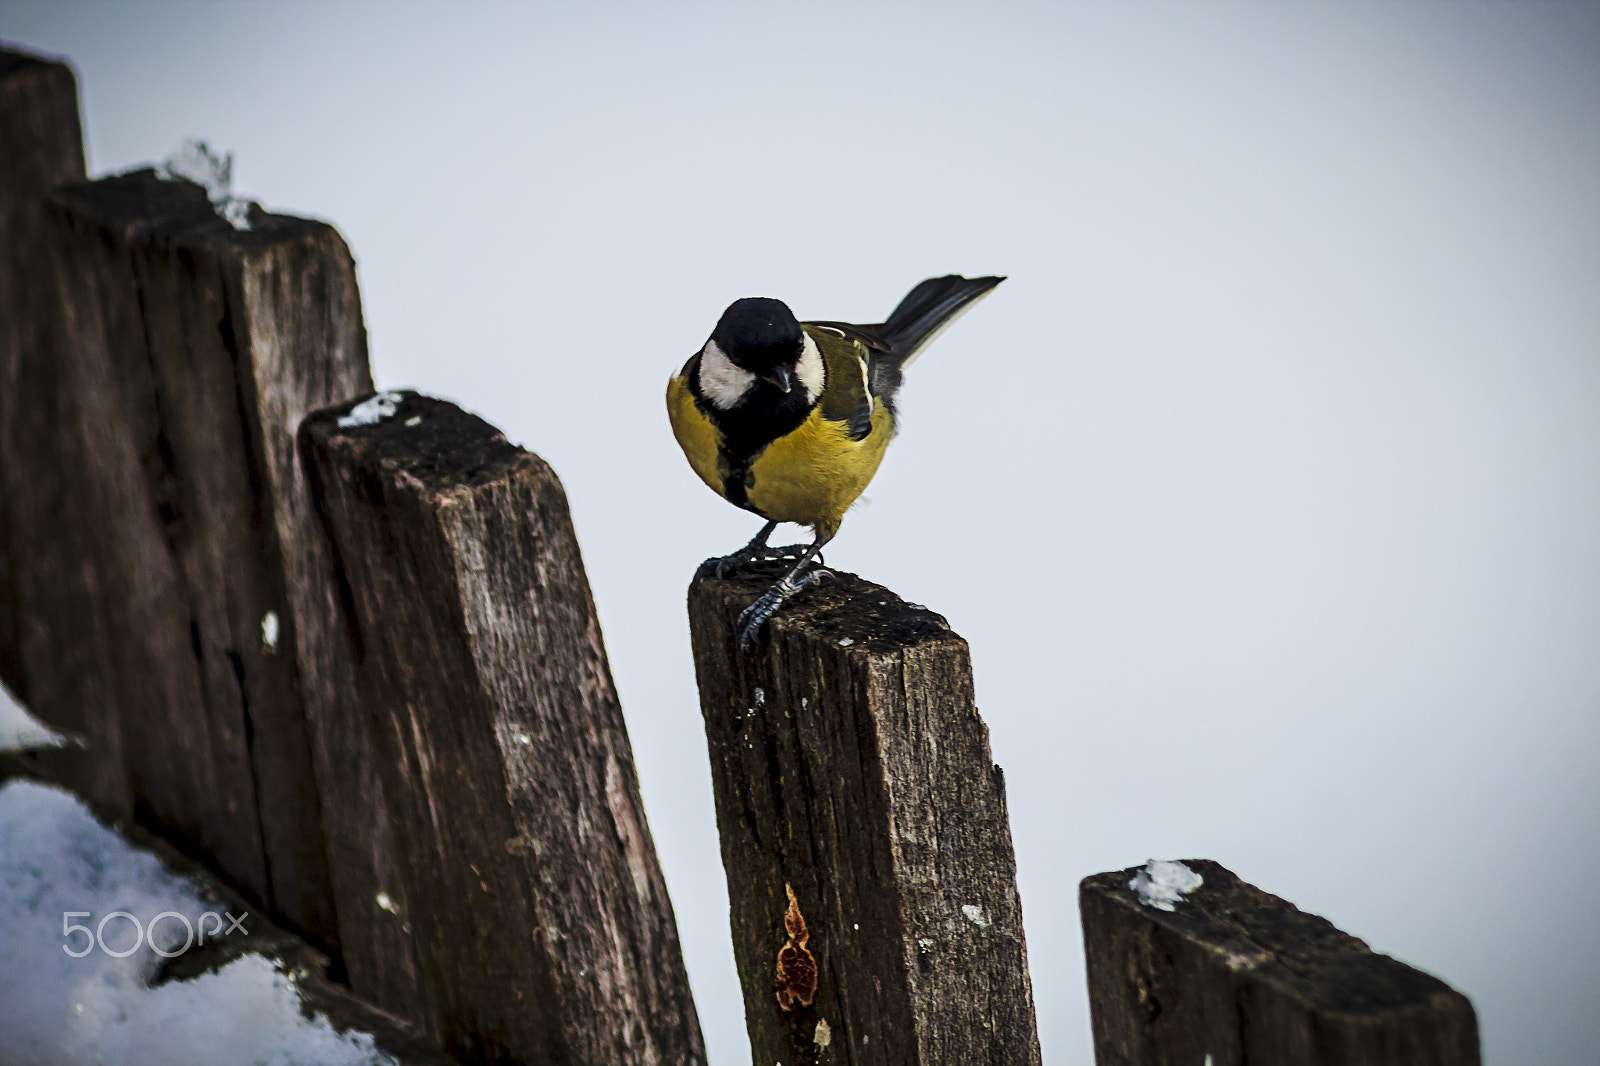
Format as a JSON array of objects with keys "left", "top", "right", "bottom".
[{"left": 667, "top": 274, "right": 1004, "bottom": 649}]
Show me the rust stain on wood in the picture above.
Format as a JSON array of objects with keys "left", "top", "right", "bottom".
[{"left": 776, "top": 882, "right": 818, "bottom": 1010}]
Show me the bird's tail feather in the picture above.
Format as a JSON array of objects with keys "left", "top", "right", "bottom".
[
  {"left": 805, "top": 274, "right": 1003, "bottom": 409},
  {"left": 880, "top": 274, "right": 1004, "bottom": 368}
]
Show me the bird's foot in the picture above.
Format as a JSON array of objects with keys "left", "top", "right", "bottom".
[
  {"left": 697, "top": 543, "right": 809, "bottom": 581},
  {"left": 737, "top": 568, "right": 833, "bottom": 652}
]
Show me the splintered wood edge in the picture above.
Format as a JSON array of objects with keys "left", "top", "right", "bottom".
[
  {"left": 47, "top": 168, "right": 339, "bottom": 252},
  {"left": 1080, "top": 860, "right": 1476, "bottom": 1016}
]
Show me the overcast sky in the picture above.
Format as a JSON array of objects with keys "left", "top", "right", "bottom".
[{"left": 6, "top": 2, "right": 1599, "bottom": 1063}]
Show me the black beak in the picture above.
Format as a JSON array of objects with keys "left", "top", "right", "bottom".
[{"left": 759, "top": 366, "right": 793, "bottom": 393}]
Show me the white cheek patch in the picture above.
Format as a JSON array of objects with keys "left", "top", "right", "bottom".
[
  {"left": 698, "top": 339, "right": 756, "bottom": 409},
  {"left": 796, "top": 333, "right": 825, "bottom": 404}
]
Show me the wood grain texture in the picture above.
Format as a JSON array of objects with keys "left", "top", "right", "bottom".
[
  {"left": 227, "top": 184, "right": 435, "bottom": 1029},
  {"left": 1080, "top": 860, "right": 1480, "bottom": 1066},
  {"left": 4, "top": 158, "right": 432, "bottom": 1031},
  {"left": 31, "top": 170, "right": 334, "bottom": 939},
  {"left": 301, "top": 392, "right": 705, "bottom": 1065},
  {"left": 0, "top": 47, "right": 84, "bottom": 696},
  {"left": 0, "top": 46, "right": 114, "bottom": 806},
  {"left": 688, "top": 566, "right": 1042, "bottom": 1066}
]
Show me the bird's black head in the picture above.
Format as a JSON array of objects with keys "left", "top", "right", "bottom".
[{"left": 712, "top": 297, "right": 803, "bottom": 392}]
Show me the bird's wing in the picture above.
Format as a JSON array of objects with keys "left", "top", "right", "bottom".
[
  {"left": 805, "top": 326, "right": 876, "bottom": 442},
  {"left": 805, "top": 275, "right": 1002, "bottom": 414},
  {"left": 807, "top": 322, "right": 908, "bottom": 412},
  {"left": 804, "top": 320, "right": 891, "bottom": 351}
]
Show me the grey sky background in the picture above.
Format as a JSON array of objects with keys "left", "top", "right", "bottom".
[{"left": 6, "top": 2, "right": 1599, "bottom": 1062}]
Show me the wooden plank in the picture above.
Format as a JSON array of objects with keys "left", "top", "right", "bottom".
[
  {"left": 0, "top": 46, "right": 85, "bottom": 696},
  {"left": 2, "top": 47, "right": 426, "bottom": 1033},
  {"left": 300, "top": 391, "right": 706, "bottom": 1065},
  {"left": 223, "top": 183, "right": 436, "bottom": 1030},
  {"left": 1080, "top": 860, "right": 1480, "bottom": 1065},
  {"left": 688, "top": 567, "right": 1043, "bottom": 1065},
  {"left": 34, "top": 170, "right": 328, "bottom": 935},
  {"left": 0, "top": 46, "right": 116, "bottom": 809},
  {"left": 4, "top": 161, "right": 438, "bottom": 1030},
  {"left": 15, "top": 165, "right": 431, "bottom": 1029}
]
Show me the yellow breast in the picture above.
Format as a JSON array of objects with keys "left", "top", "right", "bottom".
[
  {"left": 666, "top": 374, "right": 724, "bottom": 496},
  {"left": 745, "top": 401, "right": 893, "bottom": 542},
  {"left": 666, "top": 373, "right": 894, "bottom": 543}
]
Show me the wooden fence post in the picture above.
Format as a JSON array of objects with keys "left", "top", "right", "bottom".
[
  {"left": 35, "top": 167, "right": 348, "bottom": 941},
  {"left": 0, "top": 48, "right": 107, "bottom": 799},
  {"left": 1080, "top": 860, "right": 1480, "bottom": 1065},
  {"left": 0, "top": 48, "right": 85, "bottom": 694},
  {"left": 688, "top": 566, "right": 1043, "bottom": 1065},
  {"left": 0, "top": 81, "right": 435, "bottom": 1038},
  {"left": 300, "top": 391, "right": 706, "bottom": 1065}
]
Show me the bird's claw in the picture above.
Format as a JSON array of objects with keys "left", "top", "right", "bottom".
[{"left": 737, "top": 568, "right": 833, "bottom": 652}]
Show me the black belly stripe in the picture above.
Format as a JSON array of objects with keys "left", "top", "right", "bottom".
[
  {"left": 715, "top": 403, "right": 808, "bottom": 516},
  {"left": 685, "top": 352, "right": 815, "bottom": 516},
  {"left": 721, "top": 456, "right": 755, "bottom": 511}
]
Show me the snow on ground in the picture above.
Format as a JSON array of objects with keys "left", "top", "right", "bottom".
[{"left": 0, "top": 779, "right": 394, "bottom": 1066}]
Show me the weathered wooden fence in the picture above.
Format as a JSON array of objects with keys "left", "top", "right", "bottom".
[
  {"left": 0, "top": 46, "right": 698, "bottom": 1065},
  {"left": 0, "top": 47, "right": 89, "bottom": 781},
  {"left": 686, "top": 571, "right": 1480, "bottom": 1065},
  {"left": 1082, "top": 862, "right": 1479, "bottom": 1065},
  {"left": 299, "top": 392, "right": 702, "bottom": 1063},
  {"left": 1, "top": 42, "right": 1480, "bottom": 1066},
  {"left": 690, "top": 567, "right": 1044, "bottom": 1064}
]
